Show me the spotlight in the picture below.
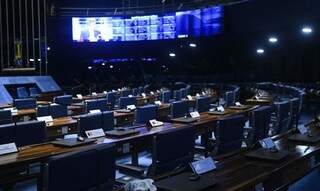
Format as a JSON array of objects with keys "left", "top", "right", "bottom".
[
  {"left": 110, "top": 65, "right": 114, "bottom": 69},
  {"left": 47, "top": 47, "right": 51, "bottom": 51},
  {"left": 29, "top": 58, "right": 34, "bottom": 62},
  {"left": 88, "top": 66, "right": 92, "bottom": 70},
  {"left": 302, "top": 27, "right": 313, "bottom": 34},
  {"left": 189, "top": 43, "right": 197, "bottom": 47},
  {"left": 256, "top": 48, "right": 264, "bottom": 54},
  {"left": 102, "top": 63, "right": 106, "bottom": 66},
  {"left": 169, "top": 53, "right": 176, "bottom": 57},
  {"left": 268, "top": 37, "right": 278, "bottom": 43}
]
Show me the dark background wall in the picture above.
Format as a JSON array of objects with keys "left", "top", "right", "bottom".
[{"left": 46, "top": 0, "right": 320, "bottom": 86}]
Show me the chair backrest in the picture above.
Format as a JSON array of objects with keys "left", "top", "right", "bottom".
[
  {"left": 15, "top": 121, "right": 46, "bottom": 147},
  {"left": 54, "top": 95, "right": 73, "bottom": 106},
  {"left": 214, "top": 115, "right": 245, "bottom": 156},
  {"left": 196, "top": 96, "right": 211, "bottom": 113},
  {"left": 14, "top": 98, "right": 37, "bottom": 109},
  {"left": 171, "top": 101, "right": 189, "bottom": 118},
  {"left": 95, "top": 144, "right": 116, "bottom": 190},
  {"left": 0, "top": 123, "right": 15, "bottom": 144},
  {"left": 135, "top": 105, "right": 157, "bottom": 124},
  {"left": 132, "top": 88, "right": 139, "bottom": 96},
  {"left": 0, "top": 110, "right": 12, "bottom": 125},
  {"left": 97, "top": 98, "right": 108, "bottom": 112},
  {"left": 290, "top": 98, "right": 301, "bottom": 129},
  {"left": 148, "top": 126, "right": 195, "bottom": 177},
  {"left": 37, "top": 105, "right": 51, "bottom": 117},
  {"left": 121, "top": 89, "right": 131, "bottom": 97},
  {"left": 45, "top": 147, "right": 99, "bottom": 191},
  {"left": 106, "top": 92, "right": 117, "bottom": 109},
  {"left": 248, "top": 106, "right": 273, "bottom": 146},
  {"left": 44, "top": 143, "right": 116, "bottom": 191},
  {"left": 79, "top": 113, "right": 103, "bottom": 136},
  {"left": 274, "top": 101, "right": 291, "bottom": 134},
  {"left": 180, "top": 88, "right": 187, "bottom": 99},
  {"left": 17, "top": 87, "right": 28, "bottom": 99},
  {"left": 50, "top": 104, "right": 68, "bottom": 118},
  {"left": 161, "top": 91, "right": 171, "bottom": 103},
  {"left": 86, "top": 100, "right": 98, "bottom": 112},
  {"left": 138, "top": 86, "right": 144, "bottom": 94},
  {"left": 101, "top": 111, "right": 114, "bottom": 131},
  {"left": 29, "top": 87, "right": 40, "bottom": 97},
  {"left": 119, "top": 97, "right": 137, "bottom": 109},
  {"left": 225, "top": 91, "right": 235, "bottom": 107},
  {"left": 173, "top": 90, "right": 182, "bottom": 101}
]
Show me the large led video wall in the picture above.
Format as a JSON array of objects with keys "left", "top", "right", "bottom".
[{"left": 72, "top": 6, "right": 223, "bottom": 42}]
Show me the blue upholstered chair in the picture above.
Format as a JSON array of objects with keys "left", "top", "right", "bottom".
[
  {"left": 170, "top": 101, "right": 189, "bottom": 118},
  {"left": 107, "top": 92, "right": 117, "bottom": 109},
  {"left": 14, "top": 98, "right": 37, "bottom": 109},
  {"left": 29, "top": 87, "right": 40, "bottom": 98},
  {"left": 0, "top": 110, "right": 12, "bottom": 125},
  {"left": 196, "top": 96, "right": 211, "bottom": 113},
  {"left": 97, "top": 98, "right": 108, "bottom": 112},
  {"left": 79, "top": 113, "right": 103, "bottom": 136},
  {"left": 54, "top": 95, "right": 73, "bottom": 106},
  {"left": 86, "top": 100, "right": 98, "bottom": 112},
  {"left": 37, "top": 105, "right": 50, "bottom": 117},
  {"left": 15, "top": 121, "right": 46, "bottom": 147},
  {"left": 213, "top": 115, "right": 245, "bottom": 156},
  {"left": 102, "top": 111, "right": 114, "bottom": 131},
  {"left": 147, "top": 126, "right": 195, "bottom": 177},
  {"left": 173, "top": 90, "right": 182, "bottom": 101},
  {"left": 44, "top": 143, "right": 115, "bottom": 191},
  {"left": 161, "top": 91, "right": 171, "bottom": 104},
  {"left": 119, "top": 97, "right": 137, "bottom": 109},
  {"left": 135, "top": 105, "right": 157, "bottom": 124},
  {"left": 0, "top": 123, "right": 15, "bottom": 144},
  {"left": 247, "top": 106, "right": 273, "bottom": 146},
  {"left": 50, "top": 104, "right": 68, "bottom": 118},
  {"left": 17, "top": 87, "right": 28, "bottom": 99}
]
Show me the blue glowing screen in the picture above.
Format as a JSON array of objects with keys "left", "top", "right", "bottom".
[{"left": 72, "top": 6, "right": 223, "bottom": 42}]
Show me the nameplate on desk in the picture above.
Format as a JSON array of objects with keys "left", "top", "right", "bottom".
[
  {"left": 259, "top": 137, "right": 276, "bottom": 149},
  {"left": 92, "top": 92, "right": 97, "bottom": 96},
  {"left": 196, "top": 93, "right": 201, "bottom": 97},
  {"left": 254, "top": 95, "right": 259, "bottom": 100},
  {"left": 37, "top": 116, "right": 53, "bottom": 126},
  {"left": 103, "top": 91, "right": 107, "bottom": 95},
  {"left": 202, "top": 92, "right": 206, "bottom": 95},
  {"left": 150, "top": 91, "right": 155, "bottom": 95},
  {"left": 128, "top": 95, "right": 133, "bottom": 97},
  {"left": 297, "top": 125, "right": 308, "bottom": 135},
  {"left": 148, "top": 119, "right": 164, "bottom": 127},
  {"left": 217, "top": 106, "right": 225, "bottom": 112},
  {"left": 0, "top": 143, "right": 18, "bottom": 156},
  {"left": 127, "top": 105, "right": 136, "bottom": 111},
  {"left": 187, "top": 95, "right": 193, "bottom": 100},
  {"left": 154, "top": 101, "right": 162, "bottom": 106},
  {"left": 235, "top": 102, "right": 242, "bottom": 106},
  {"left": 50, "top": 103, "right": 58, "bottom": 106},
  {"left": 190, "top": 157, "right": 216, "bottom": 175},
  {"left": 190, "top": 111, "right": 200, "bottom": 118},
  {"left": 76, "top": 94, "right": 83, "bottom": 99},
  {"left": 141, "top": 93, "right": 146, "bottom": 98},
  {"left": 85, "top": 129, "right": 105, "bottom": 138},
  {"left": 89, "top": 109, "right": 102, "bottom": 114}
]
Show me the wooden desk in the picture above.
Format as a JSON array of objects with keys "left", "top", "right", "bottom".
[
  {"left": 12, "top": 109, "right": 37, "bottom": 122},
  {"left": 155, "top": 122, "right": 320, "bottom": 191},
  {"left": 246, "top": 97, "right": 273, "bottom": 105},
  {"left": 46, "top": 117, "right": 78, "bottom": 138}
]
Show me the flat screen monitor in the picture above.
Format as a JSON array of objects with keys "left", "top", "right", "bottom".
[{"left": 72, "top": 6, "right": 223, "bottom": 42}]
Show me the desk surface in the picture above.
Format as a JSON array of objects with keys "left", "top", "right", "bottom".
[{"left": 0, "top": 122, "right": 185, "bottom": 168}]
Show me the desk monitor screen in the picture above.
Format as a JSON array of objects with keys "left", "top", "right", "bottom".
[
  {"left": 190, "top": 157, "right": 216, "bottom": 175},
  {"left": 72, "top": 6, "right": 223, "bottom": 42}
]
